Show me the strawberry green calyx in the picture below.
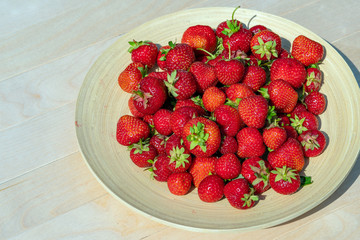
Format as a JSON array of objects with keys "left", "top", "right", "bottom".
[
  {"left": 225, "top": 98, "right": 241, "bottom": 108},
  {"left": 300, "top": 132, "right": 320, "bottom": 151},
  {"left": 137, "top": 66, "right": 148, "bottom": 78},
  {"left": 165, "top": 70, "right": 179, "bottom": 97},
  {"left": 169, "top": 146, "right": 190, "bottom": 168},
  {"left": 187, "top": 122, "right": 209, "bottom": 152},
  {"left": 250, "top": 160, "right": 270, "bottom": 188},
  {"left": 258, "top": 87, "right": 269, "bottom": 99},
  {"left": 159, "top": 41, "right": 176, "bottom": 61},
  {"left": 300, "top": 176, "right": 313, "bottom": 186},
  {"left": 222, "top": 6, "right": 242, "bottom": 37},
  {"left": 271, "top": 166, "right": 298, "bottom": 183},
  {"left": 241, "top": 187, "right": 259, "bottom": 208},
  {"left": 266, "top": 105, "right": 278, "bottom": 124},
  {"left": 252, "top": 37, "right": 278, "bottom": 60},
  {"left": 128, "top": 40, "right": 151, "bottom": 53},
  {"left": 290, "top": 114, "right": 308, "bottom": 134},
  {"left": 128, "top": 138, "right": 150, "bottom": 154},
  {"left": 132, "top": 91, "right": 153, "bottom": 109},
  {"left": 191, "top": 95, "right": 206, "bottom": 110},
  {"left": 146, "top": 159, "right": 157, "bottom": 179}
]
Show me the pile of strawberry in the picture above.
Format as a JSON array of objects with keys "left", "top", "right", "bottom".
[{"left": 116, "top": 7, "right": 327, "bottom": 209}]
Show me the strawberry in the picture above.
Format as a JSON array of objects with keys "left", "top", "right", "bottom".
[
  {"left": 198, "top": 175, "right": 224, "bottom": 203},
  {"left": 189, "top": 61, "right": 218, "bottom": 93},
  {"left": 263, "top": 126, "right": 287, "bottom": 151},
  {"left": 290, "top": 111, "right": 319, "bottom": 134},
  {"left": 160, "top": 41, "right": 195, "bottom": 72},
  {"left": 278, "top": 114, "right": 291, "bottom": 127},
  {"left": 182, "top": 117, "right": 221, "bottom": 157},
  {"left": 128, "top": 96, "right": 145, "bottom": 118},
  {"left": 289, "top": 102, "right": 307, "bottom": 119},
  {"left": 225, "top": 83, "right": 255, "bottom": 107},
  {"left": 165, "top": 134, "right": 183, "bottom": 156},
  {"left": 150, "top": 134, "right": 166, "bottom": 155},
  {"left": 267, "top": 138, "right": 305, "bottom": 172},
  {"left": 129, "top": 139, "right": 158, "bottom": 168},
  {"left": 236, "top": 127, "right": 266, "bottom": 158},
  {"left": 242, "top": 65, "right": 267, "bottom": 91},
  {"left": 241, "top": 157, "right": 271, "bottom": 194},
  {"left": 304, "top": 91, "right": 326, "bottom": 115},
  {"left": 168, "top": 145, "right": 192, "bottom": 173},
  {"left": 250, "top": 30, "right": 282, "bottom": 61},
  {"left": 249, "top": 25, "right": 267, "bottom": 35},
  {"left": 174, "top": 98, "right": 206, "bottom": 116},
  {"left": 279, "top": 48, "right": 290, "bottom": 58},
  {"left": 189, "top": 156, "right": 217, "bottom": 188},
  {"left": 216, "top": 6, "right": 243, "bottom": 39},
  {"left": 304, "top": 67, "right": 322, "bottom": 93},
  {"left": 224, "top": 178, "right": 258, "bottom": 209},
  {"left": 157, "top": 45, "right": 171, "bottom": 70},
  {"left": 133, "top": 76, "right": 167, "bottom": 115},
  {"left": 215, "top": 58, "right": 245, "bottom": 85},
  {"left": 298, "top": 129, "right": 326, "bottom": 157},
  {"left": 291, "top": 35, "right": 324, "bottom": 66},
  {"left": 164, "top": 70, "right": 197, "bottom": 100},
  {"left": 181, "top": 25, "right": 217, "bottom": 56},
  {"left": 118, "top": 62, "right": 146, "bottom": 93},
  {"left": 215, "top": 153, "right": 242, "bottom": 180},
  {"left": 170, "top": 106, "right": 200, "bottom": 137},
  {"left": 153, "top": 109, "right": 173, "bottom": 136},
  {"left": 268, "top": 79, "right": 298, "bottom": 113},
  {"left": 142, "top": 114, "right": 154, "bottom": 126},
  {"left": 128, "top": 40, "right": 158, "bottom": 69},
  {"left": 270, "top": 58, "right": 307, "bottom": 89},
  {"left": 222, "top": 28, "right": 253, "bottom": 53},
  {"left": 269, "top": 166, "right": 301, "bottom": 195},
  {"left": 167, "top": 172, "right": 193, "bottom": 195},
  {"left": 284, "top": 125, "right": 299, "bottom": 139},
  {"left": 116, "top": 115, "right": 150, "bottom": 146},
  {"left": 202, "top": 86, "right": 226, "bottom": 112},
  {"left": 147, "top": 71, "right": 168, "bottom": 81},
  {"left": 214, "top": 105, "right": 243, "bottom": 137},
  {"left": 219, "top": 136, "right": 238, "bottom": 155},
  {"left": 238, "top": 95, "right": 268, "bottom": 129},
  {"left": 149, "top": 154, "right": 172, "bottom": 182}
]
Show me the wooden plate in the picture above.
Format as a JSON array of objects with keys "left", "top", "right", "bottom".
[{"left": 75, "top": 7, "right": 360, "bottom": 232}]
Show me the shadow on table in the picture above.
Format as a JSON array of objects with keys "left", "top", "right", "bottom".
[{"left": 275, "top": 43, "right": 360, "bottom": 227}]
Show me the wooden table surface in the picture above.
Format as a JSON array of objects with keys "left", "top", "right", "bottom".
[{"left": 1, "top": 0, "right": 360, "bottom": 239}]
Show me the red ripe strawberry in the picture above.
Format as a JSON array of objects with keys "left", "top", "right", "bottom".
[
  {"left": 189, "top": 61, "right": 218, "bottom": 93},
  {"left": 304, "top": 67, "right": 322, "bottom": 93},
  {"left": 284, "top": 125, "right": 298, "bottom": 139},
  {"left": 128, "top": 96, "right": 145, "bottom": 118},
  {"left": 215, "top": 58, "right": 245, "bottom": 85},
  {"left": 150, "top": 134, "right": 166, "bottom": 155},
  {"left": 268, "top": 79, "right": 298, "bottom": 113},
  {"left": 242, "top": 66, "right": 267, "bottom": 91},
  {"left": 153, "top": 109, "right": 172, "bottom": 136},
  {"left": 238, "top": 95, "right": 268, "bottom": 129},
  {"left": 182, "top": 117, "right": 221, "bottom": 157},
  {"left": 241, "top": 157, "right": 271, "bottom": 194},
  {"left": 181, "top": 25, "right": 217, "bottom": 56},
  {"left": 304, "top": 91, "right": 326, "bottom": 115},
  {"left": 224, "top": 178, "right": 258, "bottom": 209},
  {"left": 133, "top": 76, "right": 167, "bottom": 115},
  {"left": 249, "top": 25, "right": 267, "bottom": 35},
  {"left": 164, "top": 70, "right": 197, "bottom": 100},
  {"left": 202, "top": 86, "right": 226, "bottom": 112},
  {"left": 290, "top": 111, "right": 319, "bottom": 134},
  {"left": 223, "top": 28, "right": 253, "bottom": 53},
  {"left": 167, "top": 172, "right": 192, "bottom": 195},
  {"left": 268, "top": 138, "right": 305, "bottom": 172},
  {"left": 291, "top": 35, "right": 324, "bottom": 66},
  {"left": 245, "top": 54, "right": 261, "bottom": 66},
  {"left": 263, "top": 126, "right": 287, "bottom": 150},
  {"left": 278, "top": 114, "right": 290, "bottom": 126},
  {"left": 289, "top": 102, "right": 307, "bottom": 119},
  {"left": 270, "top": 58, "right": 307, "bottom": 89},
  {"left": 279, "top": 48, "right": 290, "bottom": 58},
  {"left": 150, "top": 154, "right": 172, "bottom": 182},
  {"left": 128, "top": 40, "right": 158, "bottom": 69},
  {"left": 216, "top": 6, "right": 243, "bottom": 39},
  {"left": 118, "top": 62, "right": 146, "bottom": 93},
  {"left": 147, "top": 71, "right": 168, "bottom": 81},
  {"left": 236, "top": 127, "right": 266, "bottom": 158},
  {"left": 269, "top": 166, "right": 301, "bottom": 195},
  {"left": 116, "top": 115, "right": 150, "bottom": 146},
  {"left": 250, "top": 30, "right": 282, "bottom": 61},
  {"left": 219, "top": 136, "right": 238, "bottom": 155},
  {"left": 215, "top": 153, "right": 241, "bottom": 180},
  {"left": 214, "top": 105, "right": 243, "bottom": 137},
  {"left": 298, "top": 129, "right": 326, "bottom": 157},
  {"left": 142, "top": 114, "right": 154, "bottom": 126},
  {"left": 225, "top": 83, "right": 255, "bottom": 107},
  {"left": 168, "top": 145, "right": 192, "bottom": 173},
  {"left": 189, "top": 156, "right": 217, "bottom": 188},
  {"left": 129, "top": 139, "right": 158, "bottom": 168},
  {"left": 198, "top": 175, "right": 224, "bottom": 203},
  {"left": 161, "top": 42, "right": 195, "bottom": 72},
  {"left": 174, "top": 98, "right": 206, "bottom": 116},
  {"left": 157, "top": 45, "right": 171, "bottom": 70},
  {"left": 207, "top": 49, "right": 229, "bottom": 66},
  {"left": 170, "top": 106, "right": 199, "bottom": 137},
  {"left": 165, "top": 134, "right": 182, "bottom": 156}
]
